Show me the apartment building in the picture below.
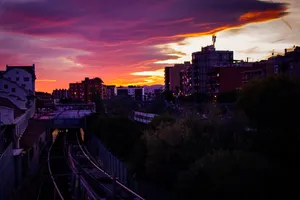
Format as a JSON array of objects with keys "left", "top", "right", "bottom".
[
  {"left": 116, "top": 86, "right": 145, "bottom": 101},
  {"left": 192, "top": 45, "right": 234, "bottom": 93},
  {"left": 69, "top": 77, "right": 104, "bottom": 103}
]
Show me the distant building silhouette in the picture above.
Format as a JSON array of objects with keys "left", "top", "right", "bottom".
[{"left": 52, "top": 89, "right": 69, "bottom": 99}]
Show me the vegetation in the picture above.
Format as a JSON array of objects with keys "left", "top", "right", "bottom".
[
  {"left": 87, "top": 75, "right": 300, "bottom": 199},
  {"left": 104, "top": 95, "right": 136, "bottom": 117},
  {"left": 217, "top": 91, "right": 238, "bottom": 103}
]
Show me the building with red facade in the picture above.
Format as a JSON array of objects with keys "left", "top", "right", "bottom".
[
  {"left": 207, "top": 62, "right": 275, "bottom": 96},
  {"left": 207, "top": 66, "right": 246, "bottom": 95},
  {"left": 69, "top": 77, "right": 103, "bottom": 103}
]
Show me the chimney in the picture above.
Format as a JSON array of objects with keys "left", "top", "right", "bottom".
[{"left": 285, "top": 48, "right": 287, "bottom": 55}]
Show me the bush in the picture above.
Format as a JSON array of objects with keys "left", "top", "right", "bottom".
[{"left": 176, "top": 150, "right": 281, "bottom": 200}]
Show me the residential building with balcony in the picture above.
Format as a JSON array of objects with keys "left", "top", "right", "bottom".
[
  {"left": 192, "top": 45, "right": 234, "bottom": 93},
  {"left": 241, "top": 62, "right": 274, "bottom": 85},
  {"left": 69, "top": 77, "right": 104, "bottom": 103},
  {"left": 164, "top": 66, "right": 172, "bottom": 91},
  {"left": 267, "top": 46, "right": 300, "bottom": 77},
  {"left": 180, "top": 61, "right": 193, "bottom": 95},
  {"left": 164, "top": 63, "right": 187, "bottom": 95},
  {"left": 207, "top": 66, "right": 247, "bottom": 96}
]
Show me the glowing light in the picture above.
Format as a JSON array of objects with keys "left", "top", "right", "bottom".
[{"left": 36, "top": 79, "right": 56, "bottom": 82}]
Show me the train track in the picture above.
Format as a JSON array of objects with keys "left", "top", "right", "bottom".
[
  {"left": 37, "top": 131, "right": 73, "bottom": 200},
  {"left": 74, "top": 130, "right": 145, "bottom": 200},
  {"left": 37, "top": 128, "right": 145, "bottom": 200}
]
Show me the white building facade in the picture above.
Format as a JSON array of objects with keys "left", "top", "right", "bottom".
[{"left": 0, "top": 65, "right": 36, "bottom": 148}]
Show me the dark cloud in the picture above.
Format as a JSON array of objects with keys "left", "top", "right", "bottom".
[{"left": 0, "top": 0, "right": 288, "bottom": 45}]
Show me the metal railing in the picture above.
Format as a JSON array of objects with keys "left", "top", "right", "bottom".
[{"left": 76, "top": 131, "right": 145, "bottom": 200}]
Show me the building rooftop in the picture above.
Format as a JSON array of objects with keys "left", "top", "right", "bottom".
[
  {"left": 0, "top": 97, "right": 25, "bottom": 119},
  {"left": 19, "top": 119, "right": 47, "bottom": 150},
  {"left": 6, "top": 65, "right": 36, "bottom": 80}
]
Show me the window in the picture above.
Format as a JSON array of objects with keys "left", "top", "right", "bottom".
[
  {"left": 16, "top": 77, "right": 19, "bottom": 81},
  {"left": 11, "top": 88, "right": 16, "bottom": 92},
  {"left": 16, "top": 71, "right": 19, "bottom": 74},
  {"left": 24, "top": 77, "right": 30, "bottom": 82}
]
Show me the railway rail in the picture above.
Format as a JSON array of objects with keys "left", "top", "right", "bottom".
[
  {"left": 74, "top": 130, "right": 145, "bottom": 200},
  {"left": 38, "top": 128, "right": 145, "bottom": 200}
]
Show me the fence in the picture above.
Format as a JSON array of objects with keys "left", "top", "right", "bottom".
[
  {"left": 84, "top": 132, "right": 139, "bottom": 191},
  {"left": 0, "top": 143, "right": 15, "bottom": 200}
]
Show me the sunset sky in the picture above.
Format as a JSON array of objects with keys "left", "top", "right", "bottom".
[{"left": 0, "top": 0, "right": 299, "bottom": 93}]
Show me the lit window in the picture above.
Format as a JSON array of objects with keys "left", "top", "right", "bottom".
[{"left": 74, "top": 92, "right": 76, "bottom": 95}]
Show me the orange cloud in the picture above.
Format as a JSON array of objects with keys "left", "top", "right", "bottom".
[
  {"left": 171, "top": 8, "right": 287, "bottom": 39},
  {"left": 239, "top": 9, "right": 287, "bottom": 23}
]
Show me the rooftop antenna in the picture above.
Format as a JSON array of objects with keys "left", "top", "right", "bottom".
[{"left": 212, "top": 35, "right": 216, "bottom": 47}]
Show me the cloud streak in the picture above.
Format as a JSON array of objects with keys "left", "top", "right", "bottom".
[{"left": 0, "top": 0, "right": 293, "bottom": 92}]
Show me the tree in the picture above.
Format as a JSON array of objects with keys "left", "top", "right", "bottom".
[
  {"left": 89, "top": 116, "right": 143, "bottom": 161},
  {"left": 148, "top": 113, "right": 176, "bottom": 130},
  {"left": 162, "top": 90, "right": 174, "bottom": 102},
  {"left": 217, "top": 91, "right": 238, "bottom": 103},
  {"left": 106, "top": 95, "right": 135, "bottom": 117},
  {"left": 143, "top": 116, "right": 225, "bottom": 187},
  {"left": 237, "top": 75, "right": 300, "bottom": 165},
  {"left": 237, "top": 75, "right": 300, "bottom": 132},
  {"left": 90, "top": 87, "right": 105, "bottom": 114},
  {"left": 176, "top": 150, "right": 283, "bottom": 200},
  {"left": 145, "top": 95, "right": 166, "bottom": 114}
]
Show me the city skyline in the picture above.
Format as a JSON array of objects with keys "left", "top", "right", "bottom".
[{"left": 0, "top": 0, "right": 299, "bottom": 93}]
